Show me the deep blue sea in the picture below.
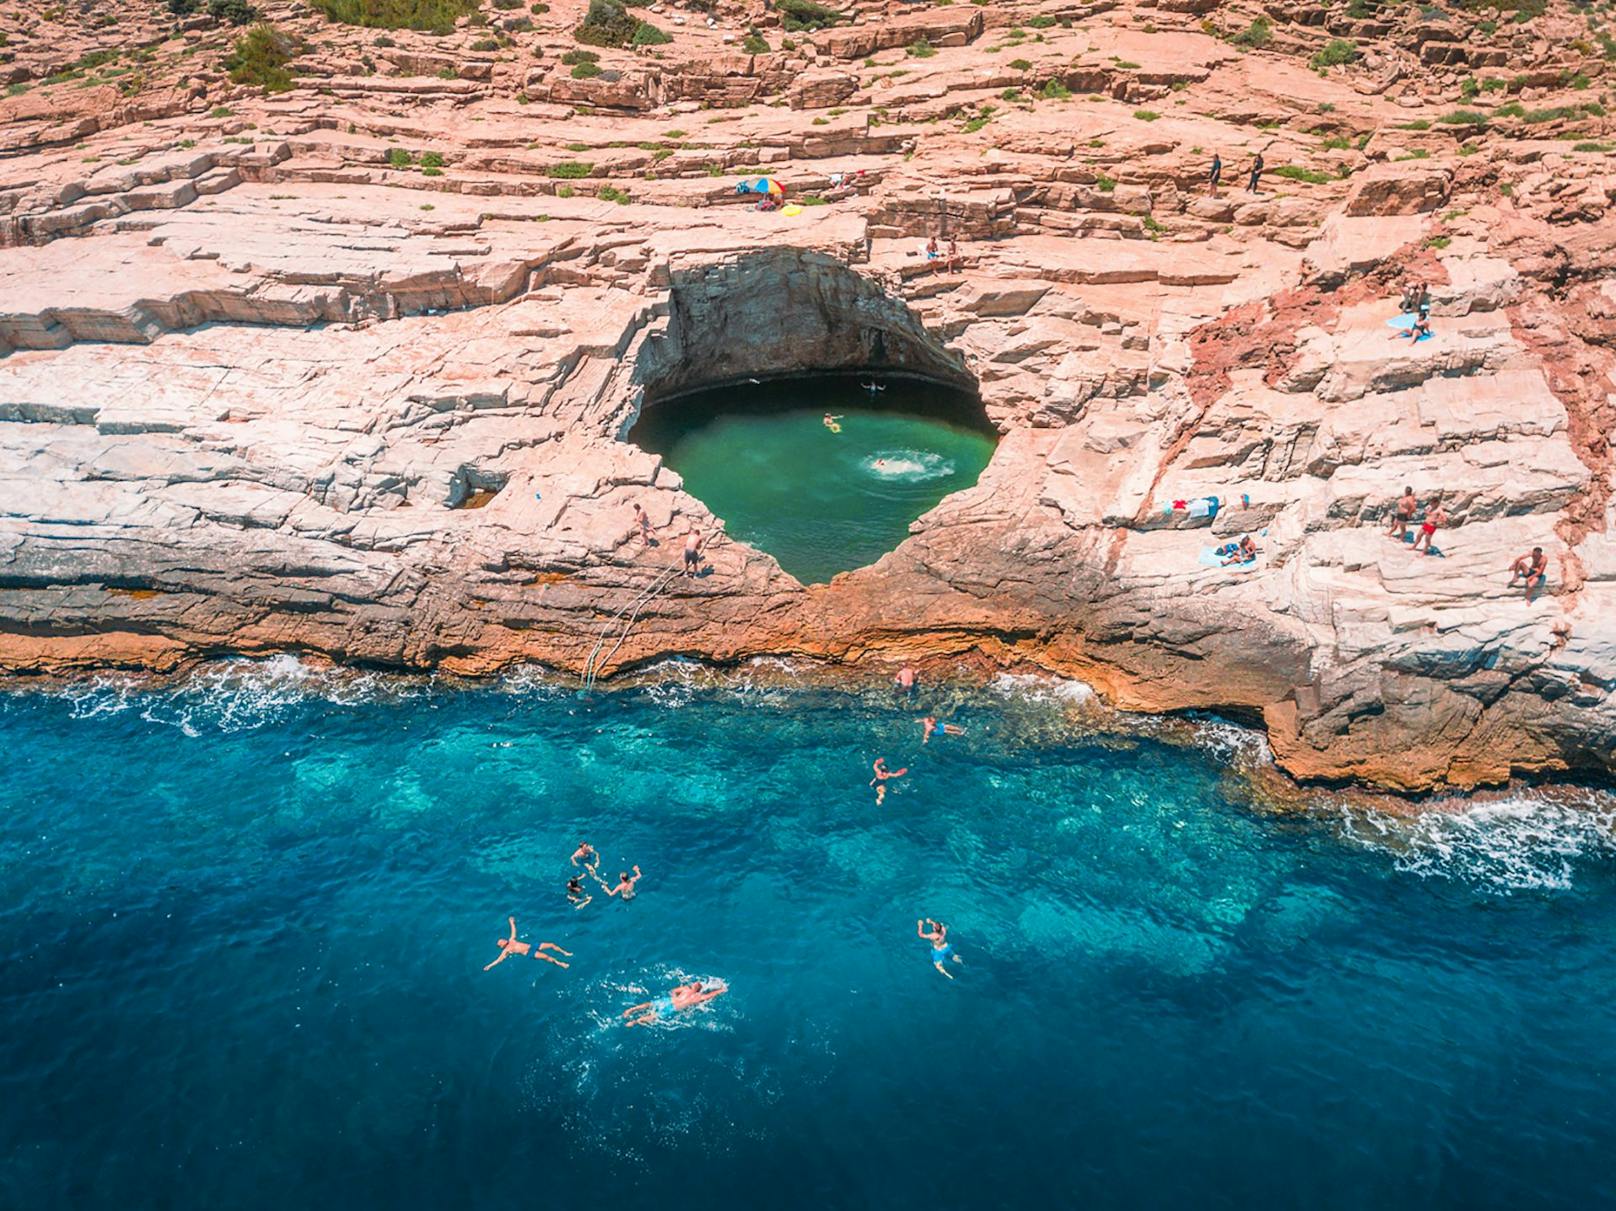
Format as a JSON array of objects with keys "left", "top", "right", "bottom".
[{"left": 2, "top": 658, "right": 1614, "bottom": 1210}]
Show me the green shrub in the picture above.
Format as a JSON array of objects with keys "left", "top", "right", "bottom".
[
  {"left": 1572, "top": 140, "right": 1614, "bottom": 151},
  {"left": 421, "top": 150, "right": 444, "bottom": 167},
  {"left": 223, "top": 24, "right": 301, "bottom": 91},
  {"left": 1494, "top": 101, "right": 1525, "bottom": 117},
  {"left": 493, "top": 0, "right": 521, "bottom": 7},
  {"left": 1400, "top": 119, "right": 1432, "bottom": 130},
  {"left": 561, "top": 48, "right": 597, "bottom": 64},
  {"left": 598, "top": 185, "right": 631, "bottom": 203},
  {"left": 1438, "top": 109, "right": 1488, "bottom": 125},
  {"left": 1133, "top": 109, "right": 1160, "bottom": 121},
  {"left": 630, "top": 19, "right": 670, "bottom": 45},
  {"left": 571, "top": 60, "right": 602, "bottom": 77},
  {"left": 1272, "top": 164, "right": 1331, "bottom": 183},
  {"left": 742, "top": 31, "right": 769, "bottom": 53},
  {"left": 907, "top": 38, "right": 936, "bottom": 57},
  {"left": 1026, "top": 14, "right": 1056, "bottom": 27},
  {"left": 575, "top": 0, "right": 637, "bottom": 45},
  {"left": 1009, "top": 58, "right": 1031, "bottom": 70},
  {"left": 777, "top": 0, "right": 840, "bottom": 32},
  {"left": 1310, "top": 38, "right": 1357, "bottom": 69},
  {"left": 421, "top": 166, "right": 442, "bottom": 176},
  {"left": 1321, "top": 135, "right": 1352, "bottom": 149},
  {"left": 1231, "top": 16, "right": 1271, "bottom": 48},
  {"left": 387, "top": 146, "right": 413, "bottom": 166},
  {"left": 1095, "top": 175, "right": 1116, "bottom": 191},
  {"left": 209, "top": 0, "right": 260, "bottom": 24},
  {"left": 548, "top": 160, "right": 593, "bottom": 177},
  {"left": 1041, "top": 78, "right": 1070, "bottom": 99},
  {"left": 471, "top": 36, "right": 498, "bottom": 49},
  {"left": 1426, "top": 235, "right": 1451, "bottom": 249},
  {"left": 309, "top": 0, "right": 481, "bottom": 33}
]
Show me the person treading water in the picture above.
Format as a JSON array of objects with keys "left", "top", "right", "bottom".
[
  {"left": 567, "top": 875, "right": 592, "bottom": 909},
  {"left": 918, "top": 919, "right": 964, "bottom": 979},
  {"left": 870, "top": 757, "right": 907, "bottom": 806},
  {"left": 622, "top": 979, "right": 728, "bottom": 1028},
  {"left": 823, "top": 413, "right": 843, "bottom": 433},
  {"left": 484, "top": 918, "right": 573, "bottom": 971},
  {"left": 604, "top": 864, "right": 643, "bottom": 901},
  {"left": 861, "top": 381, "right": 885, "bottom": 398},
  {"left": 918, "top": 716, "right": 965, "bottom": 744}
]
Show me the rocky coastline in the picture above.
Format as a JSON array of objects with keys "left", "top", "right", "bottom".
[{"left": 1, "top": 0, "right": 1613, "bottom": 792}]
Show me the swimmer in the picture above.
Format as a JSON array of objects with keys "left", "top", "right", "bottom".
[
  {"left": 870, "top": 757, "right": 907, "bottom": 806},
  {"left": 571, "top": 842, "right": 599, "bottom": 874},
  {"left": 604, "top": 864, "right": 643, "bottom": 901},
  {"left": 823, "top": 412, "right": 843, "bottom": 433},
  {"left": 918, "top": 919, "right": 963, "bottom": 979},
  {"left": 860, "top": 381, "right": 885, "bottom": 397},
  {"left": 484, "top": 918, "right": 573, "bottom": 971},
  {"left": 567, "top": 875, "right": 592, "bottom": 909},
  {"left": 917, "top": 716, "right": 966, "bottom": 744},
  {"left": 623, "top": 979, "right": 728, "bottom": 1028},
  {"left": 895, "top": 666, "right": 917, "bottom": 694}
]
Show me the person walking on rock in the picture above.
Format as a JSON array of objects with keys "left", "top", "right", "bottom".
[
  {"left": 683, "top": 529, "right": 705, "bottom": 578},
  {"left": 1246, "top": 151, "right": 1264, "bottom": 193},
  {"left": 1386, "top": 486, "right": 1417, "bottom": 541},
  {"left": 1208, "top": 151, "right": 1222, "bottom": 189},
  {"left": 1412, "top": 497, "right": 1447, "bottom": 555}
]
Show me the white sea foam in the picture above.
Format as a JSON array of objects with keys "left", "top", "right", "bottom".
[
  {"left": 47, "top": 655, "right": 422, "bottom": 734},
  {"left": 1183, "top": 714, "right": 1274, "bottom": 767},
  {"left": 861, "top": 449, "right": 955, "bottom": 482},
  {"left": 987, "top": 671, "right": 1097, "bottom": 704},
  {"left": 1341, "top": 792, "right": 1616, "bottom": 893}
]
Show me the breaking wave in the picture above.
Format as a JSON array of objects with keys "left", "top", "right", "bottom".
[{"left": 1341, "top": 793, "right": 1616, "bottom": 893}]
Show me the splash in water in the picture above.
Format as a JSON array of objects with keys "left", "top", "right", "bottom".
[{"left": 861, "top": 449, "right": 956, "bottom": 482}]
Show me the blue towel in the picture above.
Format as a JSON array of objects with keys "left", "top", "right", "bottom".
[{"left": 1386, "top": 313, "right": 1417, "bottom": 331}]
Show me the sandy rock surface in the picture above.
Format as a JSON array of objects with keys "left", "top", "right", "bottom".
[{"left": 1, "top": 0, "right": 1614, "bottom": 790}]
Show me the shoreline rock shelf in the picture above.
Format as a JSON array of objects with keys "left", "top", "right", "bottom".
[{"left": 0, "top": 0, "right": 1612, "bottom": 792}]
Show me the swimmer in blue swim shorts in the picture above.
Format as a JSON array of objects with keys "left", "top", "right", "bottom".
[
  {"left": 623, "top": 979, "right": 728, "bottom": 1027},
  {"left": 918, "top": 919, "right": 964, "bottom": 979},
  {"left": 917, "top": 716, "right": 966, "bottom": 744}
]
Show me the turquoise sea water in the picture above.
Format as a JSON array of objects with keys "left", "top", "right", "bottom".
[
  {"left": 629, "top": 376, "right": 997, "bottom": 584},
  {"left": 3, "top": 659, "right": 1615, "bottom": 1210}
]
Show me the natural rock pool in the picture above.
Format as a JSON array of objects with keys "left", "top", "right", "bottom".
[
  {"left": 3, "top": 661, "right": 1614, "bottom": 1208},
  {"left": 630, "top": 375, "right": 997, "bottom": 584}
]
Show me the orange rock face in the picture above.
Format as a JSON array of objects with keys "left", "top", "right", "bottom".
[{"left": 0, "top": 0, "right": 1613, "bottom": 791}]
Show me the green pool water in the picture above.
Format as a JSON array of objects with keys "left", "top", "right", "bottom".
[{"left": 630, "top": 376, "right": 998, "bottom": 584}]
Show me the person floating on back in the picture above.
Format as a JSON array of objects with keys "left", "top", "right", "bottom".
[
  {"left": 485, "top": 917, "right": 573, "bottom": 971},
  {"left": 918, "top": 919, "right": 964, "bottom": 979},
  {"left": 623, "top": 979, "right": 727, "bottom": 1028},
  {"left": 918, "top": 716, "right": 966, "bottom": 744},
  {"left": 1509, "top": 547, "right": 1549, "bottom": 597},
  {"left": 604, "top": 865, "right": 643, "bottom": 901},
  {"left": 1387, "top": 485, "right": 1417, "bottom": 540},
  {"left": 870, "top": 757, "right": 907, "bottom": 806},
  {"left": 1412, "top": 498, "right": 1447, "bottom": 555}
]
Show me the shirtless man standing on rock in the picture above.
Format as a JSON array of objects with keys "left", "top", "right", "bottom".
[{"left": 1387, "top": 486, "right": 1417, "bottom": 540}]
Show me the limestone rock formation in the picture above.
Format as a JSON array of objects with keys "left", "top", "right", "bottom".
[{"left": 1, "top": 0, "right": 1613, "bottom": 792}]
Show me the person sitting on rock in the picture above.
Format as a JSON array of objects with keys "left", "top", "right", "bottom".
[
  {"left": 925, "top": 235, "right": 940, "bottom": 262},
  {"left": 1221, "top": 534, "right": 1259, "bottom": 566},
  {"left": 1509, "top": 547, "right": 1549, "bottom": 597}
]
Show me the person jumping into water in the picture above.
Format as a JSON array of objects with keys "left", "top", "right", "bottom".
[
  {"left": 485, "top": 918, "right": 573, "bottom": 971},
  {"left": 918, "top": 716, "right": 966, "bottom": 744},
  {"left": 870, "top": 757, "right": 907, "bottom": 806},
  {"left": 623, "top": 979, "right": 728, "bottom": 1027},
  {"left": 604, "top": 865, "right": 643, "bottom": 901},
  {"left": 918, "top": 919, "right": 963, "bottom": 979}
]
